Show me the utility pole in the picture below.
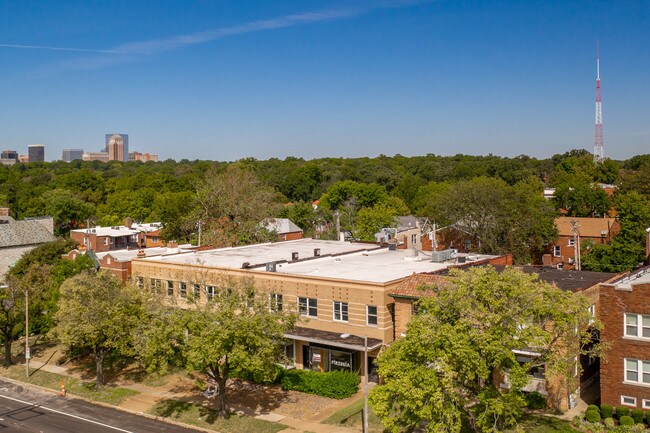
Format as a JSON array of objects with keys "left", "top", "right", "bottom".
[
  {"left": 335, "top": 211, "right": 341, "bottom": 241},
  {"left": 570, "top": 219, "right": 581, "bottom": 270},
  {"left": 197, "top": 220, "right": 202, "bottom": 247},
  {"left": 25, "top": 288, "right": 29, "bottom": 378}
]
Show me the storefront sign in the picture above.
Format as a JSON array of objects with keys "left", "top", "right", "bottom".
[
  {"left": 312, "top": 353, "right": 321, "bottom": 362},
  {"left": 331, "top": 359, "right": 351, "bottom": 368}
]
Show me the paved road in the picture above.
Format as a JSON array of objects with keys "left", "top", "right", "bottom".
[{"left": 0, "top": 378, "right": 201, "bottom": 433}]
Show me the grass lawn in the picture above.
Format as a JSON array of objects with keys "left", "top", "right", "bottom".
[
  {"left": 149, "top": 399, "right": 288, "bottom": 433},
  {"left": 0, "top": 364, "right": 139, "bottom": 406},
  {"left": 515, "top": 414, "right": 580, "bottom": 433},
  {"left": 323, "top": 398, "right": 384, "bottom": 433}
]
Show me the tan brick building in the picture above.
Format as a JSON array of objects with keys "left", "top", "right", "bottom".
[{"left": 599, "top": 267, "right": 650, "bottom": 409}]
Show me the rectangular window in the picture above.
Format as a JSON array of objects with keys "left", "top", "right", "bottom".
[
  {"left": 568, "top": 239, "right": 575, "bottom": 247},
  {"left": 150, "top": 278, "right": 161, "bottom": 291},
  {"left": 166, "top": 280, "right": 174, "bottom": 296},
  {"left": 624, "top": 358, "right": 650, "bottom": 385},
  {"left": 553, "top": 245, "right": 561, "bottom": 257},
  {"left": 412, "top": 301, "right": 420, "bottom": 316},
  {"left": 104, "top": 238, "right": 109, "bottom": 246},
  {"left": 367, "top": 305, "right": 378, "bottom": 326},
  {"left": 333, "top": 301, "right": 348, "bottom": 322},
  {"left": 270, "top": 294, "right": 283, "bottom": 311},
  {"left": 625, "top": 313, "right": 650, "bottom": 339},
  {"left": 588, "top": 304, "right": 595, "bottom": 324},
  {"left": 179, "top": 282, "right": 187, "bottom": 298},
  {"left": 206, "top": 286, "right": 215, "bottom": 301},
  {"left": 193, "top": 284, "right": 200, "bottom": 300},
  {"left": 298, "top": 297, "right": 317, "bottom": 318},
  {"left": 621, "top": 396, "right": 637, "bottom": 407},
  {"left": 136, "top": 276, "right": 143, "bottom": 289},
  {"left": 643, "top": 399, "right": 650, "bottom": 409},
  {"left": 411, "top": 234, "right": 417, "bottom": 245}
]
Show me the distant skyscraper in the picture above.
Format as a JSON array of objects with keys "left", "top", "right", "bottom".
[
  {"left": 0, "top": 150, "right": 18, "bottom": 162},
  {"left": 28, "top": 144, "right": 45, "bottom": 163},
  {"left": 62, "top": 149, "right": 84, "bottom": 162},
  {"left": 105, "top": 134, "right": 129, "bottom": 161}
]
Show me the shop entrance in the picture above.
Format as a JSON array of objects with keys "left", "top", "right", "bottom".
[{"left": 302, "top": 344, "right": 354, "bottom": 373}]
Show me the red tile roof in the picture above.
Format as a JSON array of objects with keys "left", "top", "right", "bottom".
[{"left": 389, "top": 273, "right": 450, "bottom": 299}]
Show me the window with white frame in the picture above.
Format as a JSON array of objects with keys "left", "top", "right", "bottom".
[
  {"left": 553, "top": 245, "right": 561, "bottom": 257},
  {"left": 624, "top": 358, "right": 650, "bottom": 385},
  {"left": 166, "top": 280, "right": 174, "bottom": 296},
  {"left": 269, "top": 293, "right": 283, "bottom": 311},
  {"left": 206, "top": 286, "right": 215, "bottom": 301},
  {"left": 588, "top": 304, "right": 596, "bottom": 324},
  {"left": 150, "top": 278, "right": 161, "bottom": 291},
  {"left": 621, "top": 396, "right": 637, "bottom": 407},
  {"left": 625, "top": 313, "right": 650, "bottom": 339},
  {"left": 193, "top": 284, "right": 200, "bottom": 300},
  {"left": 568, "top": 238, "right": 575, "bottom": 247},
  {"left": 298, "top": 297, "right": 317, "bottom": 318},
  {"left": 367, "top": 305, "right": 378, "bottom": 326},
  {"left": 179, "top": 282, "right": 187, "bottom": 298},
  {"left": 643, "top": 399, "right": 650, "bottom": 409},
  {"left": 411, "top": 234, "right": 417, "bottom": 245},
  {"left": 333, "top": 301, "right": 348, "bottom": 322}
]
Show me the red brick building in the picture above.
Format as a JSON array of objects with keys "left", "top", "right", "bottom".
[
  {"left": 549, "top": 217, "right": 619, "bottom": 270},
  {"left": 599, "top": 266, "right": 650, "bottom": 409},
  {"left": 70, "top": 221, "right": 163, "bottom": 252}
]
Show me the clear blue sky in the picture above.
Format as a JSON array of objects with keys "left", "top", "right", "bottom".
[{"left": 0, "top": 1, "right": 648, "bottom": 162}]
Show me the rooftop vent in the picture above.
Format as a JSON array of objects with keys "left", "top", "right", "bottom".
[
  {"left": 242, "top": 262, "right": 251, "bottom": 269},
  {"left": 291, "top": 252, "right": 299, "bottom": 261},
  {"left": 266, "top": 262, "right": 277, "bottom": 272},
  {"left": 314, "top": 248, "right": 321, "bottom": 257}
]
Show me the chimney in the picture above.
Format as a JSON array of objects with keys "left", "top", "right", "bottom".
[
  {"left": 542, "top": 254, "right": 553, "bottom": 268},
  {"left": 137, "top": 249, "right": 146, "bottom": 258},
  {"left": 0, "top": 208, "right": 9, "bottom": 217},
  {"left": 125, "top": 217, "right": 132, "bottom": 229},
  {"left": 166, "top": 241, "right": 179, "bottom": 254}
]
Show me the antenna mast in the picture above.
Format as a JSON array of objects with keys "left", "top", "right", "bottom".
[{"left": 594, "top": 42, "right": 604, "bottom": 164}]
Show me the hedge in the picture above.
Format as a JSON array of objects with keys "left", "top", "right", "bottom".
[
  {"left": 616, "top": 406, "right": 630, "bottom": 418},
  {"left": 630, "top": 409, "right": 644, "bottom": 424},
  {"left": 619, "top": 416, "right": 634, "bottom": 427},
  {"left": 585, "top": 410, "right": 601, "bottom": 423},
  {"left": 604, "top": 417, "right": 615, "bottom": 428},
  {"left": 601, "top": 404, "right": 613, "bottom": 419},
  {"left": 524, "top": 392, "right": 547, "bottom": 410},
  {"left": 281, "top": 369, "right": 360, "bottom": 399}
]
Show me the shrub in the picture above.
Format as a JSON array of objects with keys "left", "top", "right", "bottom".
[
  {"left": 603, "top": 417, "right": 615, "bottom": 428},
  {"left": 524, "top": 392, "right": 547, "bottom": 410},
  {"left": 586, "top": 410, "right": 602, "bottom": 423},
  {"left": 281, "top": 369, "right": 359, "bottom": 399},
  {"left": 630, "top": 409, "right": 644, "bottom": 424},
  {"left": 617, "top": 406, "right": 631, "bottom": 418},
  {"left": 619, "top": 416, "right": 634, "bottom": 427},
  {"left": 601, "top": 404, "right": 614, "bottom": 419},
  {"left": 589, "top": 405, "right": 602, "bottom": 413}
]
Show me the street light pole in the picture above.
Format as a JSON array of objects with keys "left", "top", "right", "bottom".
[
  {"left": 363, "top": 335, "right": 368, "bottom": 433},
  {"left": 25, "top": 288, "right": 29, "bottom": 378}
]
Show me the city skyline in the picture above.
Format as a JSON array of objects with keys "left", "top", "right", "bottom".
[{"left": 0, "top": 1, "right": 648, "bottom": 161}]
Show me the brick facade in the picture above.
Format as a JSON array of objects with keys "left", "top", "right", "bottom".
[{"left": 599, "top": 280, "right": 650, "bottom": 408}]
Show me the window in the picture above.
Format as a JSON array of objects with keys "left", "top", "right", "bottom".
[
  {"left": 166, "top": 280, "right": 174, "bottom": 296},
  {"left": 643, "top": 399, "right": 650, "bottom": 409},
  {"left": 588, "top": 304, "right": 596, "bottom": 324},
  {"left": 624, "top": 358, "right": 650, "bottom": 385},
  {"left": 556, "top": 263, "right": 564, "bottom": 270},
  {"left": 270, "top": 294, "right": 283, "bottom": 311},
  {"left": 411, "top": 234, "right": 417, "bottom": 245},
  {"left": 412, "top": 301, "right": 420, "bottom": 316},
  {"left": 193, "top": 284, "right": 201, "bottom": 300},
  {"left": 151, "top": 236, "right": 159, "bottom": 243},
  {"left": 298, "top": 297, "right": 317, "bottom": 318},
  {"left": 333, "top": 301, "right": 348, "bottom": 322},
  {"left": 104, "top": 238, "right": 109, "bottom": 246},
  {"left": 136, "top": 276, "right": 143, "bottom": 289},
  {"left": 621, "top": 396, "right": 637, "bottom": 407},
  {"left": 568, "top": 238, "right": 575, "bottom": 247},
  {"left": 367, "top": 305, "right": 378, "bottom": 326},
  {"left": 206, "top": 286, "right": 215, "bottom": 301},
  {"left": 150, "top": 278, "right": 161, "bottom": 291},
  {"left": 179, "top": 282, "right": 187, "bottom": 298},
  {"left": 625, "top": 313, "right": 650, "bottom": 339},
  {"left": 553, "top": 245, "right": 561, "bottom": 257},
  {"left": 464, "top": 239, "right": 471, "bottom": 251}
]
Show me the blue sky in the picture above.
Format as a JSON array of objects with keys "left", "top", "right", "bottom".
[{"left": 0, "top": 0, "right": 648, "bottom": 162}]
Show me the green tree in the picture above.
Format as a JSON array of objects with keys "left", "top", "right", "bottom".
[
  {"left": 136, "top": 277, "right": 298, "bottom": 418},
  {"left": 42, "top": 189, "right": 95, "bottom": 236},
  {"left": 355, "top": 197, "right": 409, "bottom": 241},
  {"left": 369, "top": 267, "right": 599, "bottom": 433},
  {"left": 50, "top": 272, "right": 145, "bottom": 386},
  {"left": 195, "top": 165, "right": 282, "bottom": 247}
]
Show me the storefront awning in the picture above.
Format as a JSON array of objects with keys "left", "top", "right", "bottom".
[{"left": 285, "top": 327, "right": 383, "bottom": 352}]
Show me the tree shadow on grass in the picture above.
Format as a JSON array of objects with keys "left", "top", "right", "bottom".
[{"left": 153, "top": 399, "right": 220, "bottom": 425}]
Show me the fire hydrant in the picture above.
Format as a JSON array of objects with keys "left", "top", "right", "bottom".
[{"left": 60, "top": 381, "right": 66, "bottom": 397}]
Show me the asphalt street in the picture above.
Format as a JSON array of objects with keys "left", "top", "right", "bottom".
[{"left": 0, "top": 378, "right": 201, "bottom": 433}]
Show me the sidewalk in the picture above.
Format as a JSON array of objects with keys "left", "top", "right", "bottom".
[{"left": 25, "top": 359, "right": 360, "bottom": 433}]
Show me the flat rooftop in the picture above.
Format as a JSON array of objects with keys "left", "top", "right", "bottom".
[{"left": 136, "top": 239, "right": 498, "bottom": 284}]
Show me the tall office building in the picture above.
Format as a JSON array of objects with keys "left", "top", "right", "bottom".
[
  {"left": 0, "top": 150, "right": 18, "bottom": 162},
  {"left": 105, "top": 134, "right": 129, "bottom": 161},
  {"left": 62, "top": 149, "right": 84, "bottom": 162},
  {"left": 28, "top": 144, "right": 45, "bottom": 163}
]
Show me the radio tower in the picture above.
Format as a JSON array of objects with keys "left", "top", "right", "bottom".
[{"left": 593, "top": 43, "right": 604, "bottom": 164}]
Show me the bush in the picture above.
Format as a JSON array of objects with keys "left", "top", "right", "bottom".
[
  {"left": 281, "top": 369, "right": 360, "bottom": 399},
  {"left": 524, "top": 392, "right": 547, "bottom": 410},
  {"left": 604, "top": 417, "right": 615, "bottom": 428},
  {"left": 586, "top": 410, "right": 602, "bottom": 423},
  {"left": 619, "top": 416, "right": 634, "bottom": 427},
  {"left": 589, "top": 405, "right": 602, "bottom": 413},
  {"left": 601, "top": 404, "right": 614, "bottom": 419},
  {"left": 617, "top": 406, "right": 631, "bottom": 418},
  {"left": 630, "top": 409, "right": 644, "bottom": 424}
]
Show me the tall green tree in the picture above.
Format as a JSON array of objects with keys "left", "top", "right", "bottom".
[
  {"left": 369, "top": 267, "right": 599, "bottom": 433},
  {"left": 51, "top": 272, "right": 145, "bottom": 386},
  {"left": 136, "top": 278, "right": 298, "bottom": 418}
]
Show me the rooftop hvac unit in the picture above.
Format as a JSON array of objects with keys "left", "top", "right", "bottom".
[
  {"left": 431, "top": 248, "right": 458, "bottom": 263},
  {"left": 388, "top": 244, "right": 397, "bottom": 251},
  {"left": 265, "top": 262, "right": 277, "bottom": 272},
  {"left": 457, "top": 256, "right": 466, "bottom": 263}
]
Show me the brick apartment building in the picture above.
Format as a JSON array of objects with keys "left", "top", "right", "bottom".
[
  {"left": 131, "top": 239, "right": 511, "bottom": 381},
  {"left": 599, "top": 266, "right": 650, "bottom": 409},
  {"left": 548, "top": 217, "right": 619, "bottom": 270},
  {"left": 70, "top": 219, "right": 163, "bottom": 252}
]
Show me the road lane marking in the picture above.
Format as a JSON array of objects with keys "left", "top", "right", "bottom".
[{"left": 0, "top": 394, "right": 133, "bottom": 432}]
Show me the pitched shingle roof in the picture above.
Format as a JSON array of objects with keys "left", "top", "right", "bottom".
[
  {"left": 264, "top": 218, "right": 303, "bottom": 234},
  {"left": 0, "top": 220, "right": 56, "bottom": 248},
  {"left": 555, "top": 217, "right": 618, "bottom": 238}
]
